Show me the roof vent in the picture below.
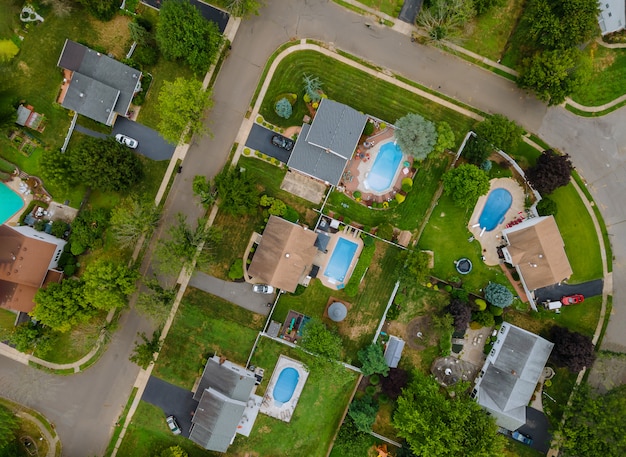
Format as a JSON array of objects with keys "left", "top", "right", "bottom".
[
  {"left": 285, "top": 253, "right": 290, "bottom": 258},
  {"left": 79, "top": 92, "right": 84, "bottom": 98}
]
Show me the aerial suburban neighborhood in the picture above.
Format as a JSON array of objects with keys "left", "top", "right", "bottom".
[{"left": 0, "top": 0, "right": 625, "bottom": 456}]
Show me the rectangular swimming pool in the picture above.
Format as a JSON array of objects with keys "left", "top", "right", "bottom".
[
  {"left": 324, "top": 237, "right": 358, "bottom": 283},
  {"left": 0, "top": 182, "right": 24, "bottom": 224}
]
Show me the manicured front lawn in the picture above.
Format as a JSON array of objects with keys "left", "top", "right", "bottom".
[
  {"left": 571, "top": 43, "right": 626, "bottom": 106},
  {"left": 152, "top": 287, "right": 264, "bottom": 390},
  {"left": 349, "top": 0, "right": 403, "bottom": 16},
  {"left": 541, "top": 366, "right": 578, "bottom": 425},
  {"left": 532, "top": 295, "right": 602, "bottom": 338}
]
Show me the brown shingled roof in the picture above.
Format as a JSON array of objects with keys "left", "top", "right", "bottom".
[
  {"left": 247, "top": 216, "right": 318, "bottom": 292},
  {"left": 504, "top": 216, "right": 572, "bottom": 290}
]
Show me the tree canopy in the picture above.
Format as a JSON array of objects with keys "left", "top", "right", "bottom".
[
  {"left": 214, "top": 167, "right": 259, "bottom": 216},
  {"left": 474, "top": 114, "right": 523, "bottom": 152},
  {"left": 32, "top": 279, "right": 93, "bottom": 332},
  {"left": 526, "top": 149, "right": 573, "bottom": 195},
  {"left": 380, "top": 368, "right": 410, "bottom": 399},
  {"left": 484, "top": 282, "right": 514, "bottom": 308},
  {"left": 462, "top": 135, "right": 492, "bottom": 166},
  {"left": 82, "top": 259, "right": 139, "bottom": 311},
  {"left": 394, "top": 113, "right": 438, "bottom": 160},
  {"left": 158, "top": 77, "right": 213, "bottom": 145},
  {"left": 299, "top": 318, "right": 342, "bottom": 361},
  {"left": 130, "top": 329, "right": 162, "bottom": 369},
  {"left": 394, "top": 371, "right": 505, "bottom": 457},
  {"left": 446, "top": 299, "right": 472, "bottom": 332},
  {"left": 68, "top": 208, "right": 110, "bottom": 255},
  {"left": 156, "top": 0, "right": 223, "bottom": 74},
  {"left": 548, "top": 326, "right": 595, "bottom": 372},
  {"left": 0, "top": 404, "right": 19, "bottom": 449},
  {"left": 348, "top": 395, "right": 379, "bottom": 432},
  {"left": 442, "top": 164, "right": 490, "bottom": 208},
  {"left": 77, "top": 0, "right": 118, "bottom": 21},
  {"left": 397, "top": 249, "right": 431, "bottom": 287},
  {"left": 417, "top": 0, "right": 475, "bottom": 44},
  {"left": 357, "top": 344, "right": 389, "bottom": 377},
  {"left": 433, "top": 121, "right": 456, "bottom": 154},
  {"left": 110, "top": 197, "right": 161, "bottom": 249}
]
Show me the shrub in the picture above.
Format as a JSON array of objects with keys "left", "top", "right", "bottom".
[
  {"left": 63, "top": 264, "right": 77, "bottom": 276},
  {"left": 363, "top": 121, "right": 375, "bottom": 136},
  {"left": 481, "top": 160, "right": 492, "bottom": 171},
  {"left": 365, "top": 385, "right": 377, "bottom": 396},
  {"left": 472, "top": 310, "right": 495, "bottom": 328},
  {"left": 395, "top": 193, "right": 406, "bottom": 203},
  {"left": 377, "top": 223, "right": 394, "bottom": 240},
  {"left": 133, "top": 46, "right": 159, "bottom": 67},
  {"left": 34, "top": 220, "right": 47, "bottom": 232},
  {"left": 369, "top": 374, "right": 380, "bottom": 386},
  {"left": 228, "top": 259, "right": 244, "bottom": 280},
  {"left": 275, "top": 97, "right": 292, "bottom": 119},
  {"left": 386, "top": 305, "right": 400, "bottom": 320},
  {"left": 444, "top": 284, "right": 453, "bottom": 292},
  {"left": 71, "top": 242, "right": 86, "bottom": 256},
  {"left": 378, "top": 393, "right": 390, "bottom": 404},
  {"left": 537, "top": 197, "right": 558, "bottom": 216},
  {"left": 353, "top": 191, "right": 362, "bottom": 199},
  {"left": 474, "top": 298, "right": 487, "bottom": 311},
  {"left": 50, "top": 220, "right": 69, "bottom": 239},
  {"left": 484, "top": 282, "right": 514, "bottom": 308},
  {"left": 362, "top": 234, "right": 375, "bottom": 247},
  {"left": 489, "top": 305, "right": 503, "bottom": 316},
  {"left": 544, "top": 379, "right": 552, "bottom": 387}
]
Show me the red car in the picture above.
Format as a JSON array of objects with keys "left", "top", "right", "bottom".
[{"left": 561, "top": 294, "right": 584, "bottom": 305}]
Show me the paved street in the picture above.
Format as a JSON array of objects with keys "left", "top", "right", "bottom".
[{"left": 2, "top": 0, "right": 626, "bottom": 454}]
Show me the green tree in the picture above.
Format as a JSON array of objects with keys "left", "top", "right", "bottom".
[
  {"left": 358, "top": 344, "right": 389, "bottom": 377},
  {"left": 83, "top": 260, "right": 139, "bottom": 311},
  {"left": 275, "top": 97, "right": 293, "bottom": 119},
  {"left": 473, "top": 0, "right": 504, "bottom": 15},
  {"left": 526, "top": 149, "right": 573, "bottom": 195},
  {"left": 192, "top": 175, "right": 216, "bottom": 208},
  {"left": 472, "top": 309, "right": 495, "bottom": 327},
  {"left": 136, "top": 276, "right": 177, "bottom": 324},
  {"left": 537, "top": 197, "right": 558, "bottom": 216},
  {"left": 129, "top": 329, "right": 162, "bottom": 368},
  {"left": 433, "top": 121, "right": 455, "bottom": 154},
  {"left": 214, "top": 167, "right": 259, "bottom": 216},
  {"left": 128, "top": 21, "right": 152, "bottom": 46},
  {"left": 442, "top": 164, "right": 490, "bottom": 208},
  {"left": 332, "top": 417, "right": 373, "bottom": 457},
  {"left": 7, "top": 322, "right": 51, "bottom": 355},
  {"left": 518, "top": 48, "right": 591, "bottom": 106},
  {"left": 77, "top": 0, "right": 118, "bottom": 20},
  {"left": 462, "top": 135, "right": 492, "bottom": 165},
  {"left": 394, "top": 113, "right": 438, "bottom": 160},
  {"left": 397, "top": 249, "right": 431, "bottom": 286},
  {"left": 155, "top": 214, "right": 220, "bottom": 274},
  {"left": 69, "top": 138, "right": 143, "bottom": 191},
  {"left": 260, "top": 195, "right": 286, "bottom": 216},
  {"left": 394, "top": 371, "right": 505, "bottom": 457},
  {"left": 484, "top": 282, "right": 513, "bottom": 308},
  {"left": 226, "top": 0, "right": 262, "bottom": 17},
  {"left": 474, "top": 114, "right": 523, "bottom": 152},
  {"left": 0, "top": 404, "right": 19, "bottom": 448},
  {"left": 32, "top": 280, "right": 93, "bottom": 332},
  {"left": 156, "top": 0, "right": 223, "bottom": 74},
  {"left": 302, "top": 74, "right": 323, "bottom": 103},
  {"left": 41, "top": 149, "right": 73, "bottom": 191},
  {"left": 68, "top": 208, "right": 110, "bottom": 255},
  {"left": 110, "top": 197, "right": 161, "bottom": 249},
  {"left": 299, "top": 318, "right": 342, "bottom": 361},
  {"left": 158, "top": 77, "right": 213, "bottom": 145},
  {"left": 417, "top": 0, "right": 476, "bottom": 44},
  {"left": 348, "top": 395, "right": 379, "bottom": 432},
  {"left": 50, "top": 220, "right": 69, "bottom": 239}
]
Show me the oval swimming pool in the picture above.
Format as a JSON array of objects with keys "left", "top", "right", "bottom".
[
  {"left": 273, "top": 367, "right": 299, "bottom": 404},
  {"left": 364, "top": 141, "right": 403, "bottom": 192},
  {"left": 0, "top": 182, "right": 24, "bottom": 224},
  {"left": 479, "top": 188, "right": 512, "bottom": 231}
]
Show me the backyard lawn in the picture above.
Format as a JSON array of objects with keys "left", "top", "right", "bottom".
[{"left": 153, "top": 288, "right": 264, "bottom": 390}]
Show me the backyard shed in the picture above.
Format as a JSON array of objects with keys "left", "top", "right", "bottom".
[{"left": 384, "top": 335, "right": 405, "bottom": 368}]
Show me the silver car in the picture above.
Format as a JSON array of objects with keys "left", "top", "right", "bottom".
[
  {"left": 166, "top": 415, "right": 181, "bottom": 435},
  {"left": 115, "top": 134, "right": 138, "bottom": 149},
  {"left": 252, "top": 284, "right": 274, "bottom": 294}
]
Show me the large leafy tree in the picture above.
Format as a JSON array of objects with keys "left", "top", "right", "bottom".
[
  {"left": 158, "top": 77, "right": 213, "bottom": 145},
  {"left": 397, "top": 249, "right": 431, "bottom": 287},
  {"left": 76, "top": 0, "right": 118, "bottom": 21},
  {"left": 462, "top": 135, "right": 492, "bottom": 166},
  {"left": 518, "top": 48, "right": 591, "bottom": 106},
  {"left": 380, "top": 367, "right": 410, "bottom": 399},
  {"left": 357, "top": 344, "right": 389, "bottom": 377},
  {"left": 548, "top": 326, "right": 595, "bottom": 372},
  {"left": 484, "top": 282, "right": 514, "bottom": 308},
  {"left": 68, "top": 208, "right": 110, "bottom": 255},
  {"left": 417, "top": 0, "right": 476, "bottom": 44},
  {"left": 192, "top": 175, "right": 216, "bottom": 208},
  {"left": 299, "top": 318, "right": 342, "bottom": 361},
  {"left": 82, "top": 259, "right": 139, "bottom": 311},
  {"left": 394, "top": 371, "right": 505, "bottom": 457},
  {"left": 446, "top": 299, "right": 472, "bottom": 332},
  {"left": 433, "top": 121, "right": 455, "bottom": 154},
  {"left": 110, "top": 197, "right": 161, "bottom": 249},
  {"left": 156, "top": 0, "right": 223, "bottom": 74},
  {"left": 32, "top": 280, "right": 93, "bottom": 332},
  {"left": 474, "top": 114, "right": 523, "bottom": 152},
  {"left": 41, "top": 148, "right": 73, "bottom": 191},
  {"left": 0, "top": 404, "right": 19, "bottom": 448},
  {"left": 348, "top": 395, "right": 379, "bottom": 432},
  {"left": 332, "top": 417, "right": 373, "bottom": 457},
  {"left": 394, "top": 113, "right": 438, "bottom": 160},
  {"left": 560, "top": 384, "right": 626, "bottom": 457},
  {"left": 214, "top": 167, "right": 259, "bottom": 216},
  {"left": 136, "top": 277, "right": 177, "bottom": 324},
  {"left": 129, "top": 329, "right": 162, "bottom": 369},
  {"left": 526, "top": 149, "right": 573, "bottom": 195},
  {"left": 442, "top": 164, "right": 490, "bottom": 208},
  {"left": 69, "top": 138, "right": 143, "bottom": 192}
]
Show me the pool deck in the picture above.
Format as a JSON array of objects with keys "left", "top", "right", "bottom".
[
  {"left": 260, "top": 355, "right": 309, "bottom": 423},
  {"left": 467, "top": 178, "right": 526, "bottom": 266},
  {"left": 317, "top": 228, "right": 364, "bottom": 290}
]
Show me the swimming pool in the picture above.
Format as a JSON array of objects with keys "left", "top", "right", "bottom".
[
  {"left": 273, "top": 367, "right": 299, "bottom": 404},
  {"left": 0, "top": 182, "right": 24, "bottom": 224},
  {"left": 364, "top": 141, "right": 403, "bottom": 192},
  {"left": 324, "top": 237, "right": 358, "bottom": 283},
  {"left": 479, "top": 188, "right": 512, "bottom": 231}
]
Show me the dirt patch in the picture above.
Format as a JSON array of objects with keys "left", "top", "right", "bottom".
[
  {"left": 90, "top": 15, "right": 132, "bottom": 59},
  {"left": 18, "top": 61, "right": 31, "bottom": 76},
  {"left": 397, "top": 315, "right": 436, "bottom": 350},
  {"left": 588, "top": 353, "right": 626, "bottom": 394}
]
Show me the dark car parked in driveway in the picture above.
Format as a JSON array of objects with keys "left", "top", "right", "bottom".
[{"left": 271, "top": 134, "right": 294, "bottom": 151}]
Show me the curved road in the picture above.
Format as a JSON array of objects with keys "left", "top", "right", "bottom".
[{"left": 2, "top": 0, "right": 625, "bottom": 455}]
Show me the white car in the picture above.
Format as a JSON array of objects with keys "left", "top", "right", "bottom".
[
  {"left": 115, "top": 134, "right": 138, "bottom": 149},
  {"left": 166, "top": 415, "right": 181, "bottom": 435},
  {"left": 252, "top": 284, "right": 274, "bottom": 294}
]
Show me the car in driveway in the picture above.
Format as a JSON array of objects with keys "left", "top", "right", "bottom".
[
  {"left": 115, "top": 133, "right": 138, "bottom": 149},
  {"left": 561, "top": 294, "right": 584, "bottom": 305},
  {"left": 166, "top": 415, "right": 181, "bottom": 435},
  {"left": 252, "top": 284, "right": 274, "bottom": 294},
  {"left": 511, "top": 431, "right": 533, "bottom": 445},
  {"left": 271, "top": 134, "right": 294, "bottom": 151}
]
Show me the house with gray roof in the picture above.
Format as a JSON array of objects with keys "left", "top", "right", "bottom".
[
  {"left": 189, "top": 355, "right": 258, "bottom": 452},
  {"left": 287, "top": 99, "right": 367, "bottom": 186},
  {"left": 57, "top": 39, "right": 141, "bottom": 126},
  {"left": 472, "top": 323, "right": 553, "bottom": 431}
]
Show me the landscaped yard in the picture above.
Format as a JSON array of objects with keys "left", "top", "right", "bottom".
[
  {"left": 571, "top": 43, "right": 626, "bottom": 106},
  {"left": 152, "top": 287, "right": 264, "bottom": 390}
]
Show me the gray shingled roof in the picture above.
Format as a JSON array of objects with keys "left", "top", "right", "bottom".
[
  {"left": 384, "top": 336, "right": 405, "bottom": 368},
  {"left": 57, "top": 39, "right": 141, "bottom": 125},
  {"left": 287, "top": 123, "right": 350, "bottom": 185},
  {"left": 62, "top": 73, "right": 119, "bottom": 125},
  {"left": 193, "top": 356, "right": 256, "bottom": 402},
  {"left": 189, "top": 388, "right": 247, "bottom": 452},
  {"left": 475, "top": 323, "right": 553, "bottom": 430}
]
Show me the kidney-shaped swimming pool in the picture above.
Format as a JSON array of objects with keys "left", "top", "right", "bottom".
[{"left": 479, "top": 188, "right": 512, "bottom": 231}]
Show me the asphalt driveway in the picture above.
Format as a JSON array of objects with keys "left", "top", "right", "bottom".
[
  {"left": 535, "top": 279, "right": 603, "bottom": 304},
  {"left": 245, "top": 124, "right": 292, "bottom": 163},
  {"left": 113, "top": 117, "right": 176, "bottom": 161},
  {"left": 399, "top": 0, "right": 423, "bottom": 24},
  {"left": 141, "top": 376, "right": 198, "bottom": 438},
  {"left": 516, "top": 407, "right": 551, "bottom": 453}
]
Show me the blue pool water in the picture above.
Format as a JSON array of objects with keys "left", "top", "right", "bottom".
[
  {"left": 364, "top": 141, "right": 403, "bottom": 192},
  {"left": 273, "top": 367, "right": 299, "bottom": 404},
  {"left": 324, "top": 238, "right": 358, "bottom": 283},
  {"left": 0, "top": 183, "right": 24, "bottom": 224},
  {"left": 479, "top": 188, "right": 512, "bottom": 231}
]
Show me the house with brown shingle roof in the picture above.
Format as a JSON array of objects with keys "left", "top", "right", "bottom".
[
  {"left": 247, "top": 216, "right": 319, "bottom": 293},
  {"left": 501, "top": 216, "right": 572, "bottom": 310},
  {"left": 0, "top": 225, "right": 66, "bottom": 314}
]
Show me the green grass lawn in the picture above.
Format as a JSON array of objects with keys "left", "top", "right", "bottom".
[
  {"left": 348, "top": 0, "right": 403, "bottom": 16},
  {"left": 550, "top": 183, "right": 602, "bottom": 283},
  {"left": 152, "top": 287, "right": 264, "bottom": 390},
  {"left": 418, "top": 193, "right": 506, "bottom": 293},
  {"left": 259, "top": 50, "right": 475, "bottom": 141},
  {"left": 500, "top": 7, "right": 535, "bottom": 69},
  {"left": 542, "top": 366, "right": 578, "bottom": 426},
  {"left": 463, "top": 0, "right": 526, "bottom": 62},
  {"left": 533, "top": 295, "right": 602, "bottom": 338},
  {"left": 570, "top": 44, "right": 626, "bottom": 106}
]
